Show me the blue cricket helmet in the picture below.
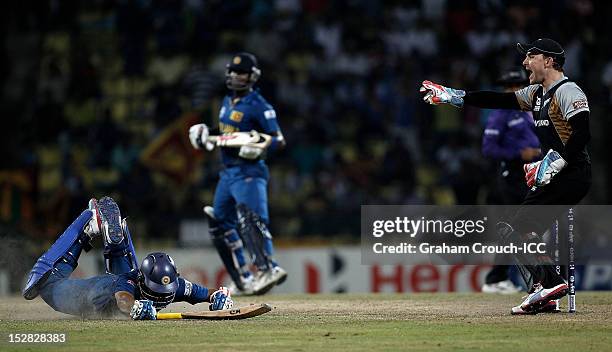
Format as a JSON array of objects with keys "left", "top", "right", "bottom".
[{"left": 138, "top": 252, "right": 179, "bottom": 308}]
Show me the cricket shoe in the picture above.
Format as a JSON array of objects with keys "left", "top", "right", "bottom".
[
  {"left": 227, "top": 275, "right": 256, "bottom": 297},
  {"left": 510, "top": 300, "right": 559, "bottom": 315},
  {"left": 253, "top": 266, "right": 288, "bottom": 295},
  {"left": 83, "top": 198, "right": 102, "bottom": 238},
  {"left": 539, "top": 300, "right": 561, "bottom": 313},
  {"left": 270, "top": 266, "right": 288, "bottom": 286},
  {"left": 510, "top": 282, "right": 568, "bottom": 315},
  {"left": 97, "top": 196, "right": 124, "bottom": 245},
  {"left": 482, "top": 280, "right": 522, "bottom": 294},
  {"left": 81, "top": 198, "right": 103, "bottom": 251}
]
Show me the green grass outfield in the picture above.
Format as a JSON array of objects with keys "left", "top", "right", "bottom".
[{"left": 1, "top": 293, "right": 612, "bottom": 351}]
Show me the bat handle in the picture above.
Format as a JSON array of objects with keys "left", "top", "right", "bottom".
[{"left": 156, "top": 312, "right": 183, "bottom": 320}]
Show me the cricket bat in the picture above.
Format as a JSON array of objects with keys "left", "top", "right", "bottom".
[
  {"left": 206, "top": 131, "right": 272, "bottom": 149},
  {"left": 156, "top": 303, "right": 272, "bottom": 320}
]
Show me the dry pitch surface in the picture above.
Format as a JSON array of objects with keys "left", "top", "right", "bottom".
[{"left": 1, "top": 293, "right": 612, "bottom": 351}]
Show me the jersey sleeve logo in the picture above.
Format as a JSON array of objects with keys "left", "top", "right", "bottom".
[
  {"left": 572, "top": 100, "right": 588, "bottom": 110},
  {"left": 230, "top": 110, "right": 244, "bottom": 122},
  {"left": 264, "top": 109, "right": 276, "bottom": 119},
  {"left": 184, "top": 280, "right": 193, "bottom": 296}
]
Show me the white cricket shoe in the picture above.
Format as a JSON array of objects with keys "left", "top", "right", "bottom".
[
  {"left": 269, "top": 266, "right": 288, "bottom": 286},
  {"left": 83, "top": 198, "right": 101, "bottom": 237},
  {"left": 482, "top": 280, "right": 522, "bottom": 294},
  {"left": 511, "top": 282, "right": 568, "bottom": 315},
  {"left": 227, "top": 275, "right": 255, "bottom": 296},
  {"left": 253, "top": 266, "right": 288, "bottom": 295}
]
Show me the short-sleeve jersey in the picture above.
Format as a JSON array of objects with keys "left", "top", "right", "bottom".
[
  {"left": 217, "top": 90, "right": 280, "bottom": 167},
  {"left": 514, "top": 77, "right": 590, "bottom": 163}
]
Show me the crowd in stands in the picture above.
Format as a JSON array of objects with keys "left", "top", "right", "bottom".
[{"left": 1, "top": 0, "right": 609, "bottom": 242}]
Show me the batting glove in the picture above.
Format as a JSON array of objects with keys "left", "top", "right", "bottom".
[
  {"left": 130, "top": 299, "right": 157, "bottom": 320},
  {"left": 238, "top": 145, "right": 264, "bottom": 160},
  {"left": 188, "top": 124, "right": 214, "bottom": 151},
  {"left": 523, "top": 149, "right": 567, "bottom": 188},
  {"left": 420, "top": 80, "right": 466, "bottom": 108},
  {"left": 209, "top": 286, "right": 233, "bottom": 311}
]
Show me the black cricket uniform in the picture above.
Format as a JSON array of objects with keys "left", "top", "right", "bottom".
[{"left": 463, "top": 76, "right": 591, "bottom": 287}]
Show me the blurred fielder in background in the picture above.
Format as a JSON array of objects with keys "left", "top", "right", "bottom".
[
  {"left": 421, "top": 38, "right": 591, "bottom": 314},
  {"left": 23, "top": 197, "right": 232, "bottom": 320},
  {"left": 481, "top": 67, "right": 540, "bottom": 294},
  {"left": 189, "top": 52, "right": 287, "bottom": 295}
]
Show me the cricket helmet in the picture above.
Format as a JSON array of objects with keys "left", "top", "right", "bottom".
[
  {"left": 138, "top": 252, "right": 179, "bottom": 308},
  {"left": 225, "top": 52, "right": 261, "bottom": 91}
]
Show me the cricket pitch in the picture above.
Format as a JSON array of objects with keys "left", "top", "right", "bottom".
[{"left": 1, "top": 293, "right": 612, "bottom": 351}]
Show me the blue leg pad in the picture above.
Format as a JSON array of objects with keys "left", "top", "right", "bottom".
[
  {"left": 237, "top": 204, "right": 274, "bottom": 271},
  {"left": 23, "top": 210, "right": 92, "bottom": 300},
  {"left": 208, "top": 210, "right": 250, "bottom": 289},
  {"left": 223, "top": 229, "right": 251, "bottom": 279}
]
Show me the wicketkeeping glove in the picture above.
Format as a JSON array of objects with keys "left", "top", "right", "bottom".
[
  {"left": 130, "top": 299, "right": 157, "bottom": 320},
  {"left": 209, "top": 286, "right": 233, "bottom": 311},
  {"left": 523, "top": 149, "right": 567, "bottom": 188},
  {"left": 420, "top": 80, "right": 466, "bottom": 108},
  {"left": 188, "top": 124, "right": 215, "bottom": 151}
]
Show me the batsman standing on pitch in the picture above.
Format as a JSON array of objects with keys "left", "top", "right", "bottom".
[
  {"left": 189, "top": 52, "right": 287, "bottom": 295},
  {"left": 23, "top": 197, "right": 233, "bottom": 319},
  {"left": 481, "top": 68, "right": 540, "bottom": 295},
  {"left": 420, "top": 39, "right": 591, "bottom": 314}
]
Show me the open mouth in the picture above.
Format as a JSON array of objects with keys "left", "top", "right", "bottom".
[{"left": 526, "top": 68, "right": 534, "bottom": 81}]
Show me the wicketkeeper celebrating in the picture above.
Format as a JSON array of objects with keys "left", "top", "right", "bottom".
[{"left": 420, "top": 38, "right": 591, "bottom": 314}]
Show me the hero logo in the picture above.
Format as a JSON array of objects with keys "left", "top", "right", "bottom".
[{"left": 534, "top": 119, "right": 550, "bottom": 127}]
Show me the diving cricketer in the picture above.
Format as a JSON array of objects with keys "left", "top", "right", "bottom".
[{"left": 23, "top": 197, "right": 233, "bottom": 320}]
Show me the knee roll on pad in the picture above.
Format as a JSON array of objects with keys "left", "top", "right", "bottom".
[
  {"left": 223, "top": 230, "right": 245, "bottom": 251},
  {"left": 210, "top": 224, "right": 250, "bottom": 288}
]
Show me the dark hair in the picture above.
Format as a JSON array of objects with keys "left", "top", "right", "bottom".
[
  {"left": 545, "top": 56, "right": 564, "bottom": 72},
  {"left": 552, "top": 62, "right": 564, "bottom": 72}
]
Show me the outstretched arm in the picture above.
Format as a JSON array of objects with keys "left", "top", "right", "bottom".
[
  {"left": 464, "top": 91, "right": 521, "bottom": 110},
  {"left": 115, "top": 291, "right": 158, "bottom": 320},
  {"left": 420, "top": 80, "right": 522, "bottom": 110},
  {"left": 173, "top": 278, "right": 211, "bottom": 305},
  {"left": 115, "top": 291, "right": 136, "bottom": 316},
  {"left": 174, "top": 279, "right": 233, "bottom": 311}
]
